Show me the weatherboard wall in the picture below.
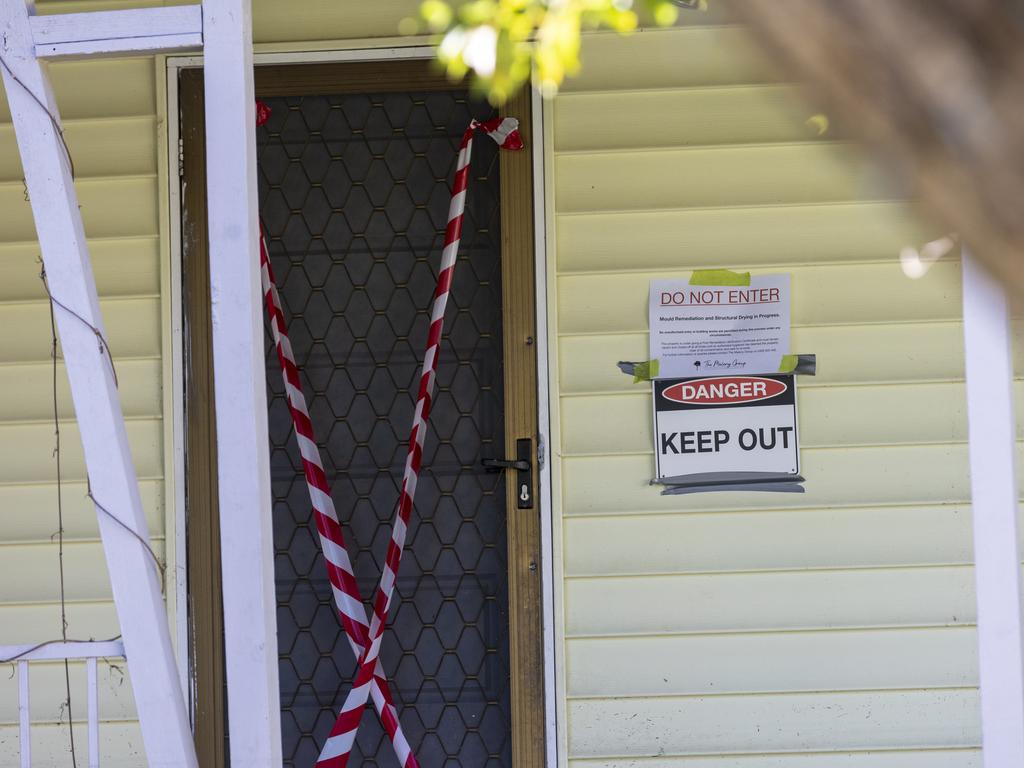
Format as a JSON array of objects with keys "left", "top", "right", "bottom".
[
  {"left": 551, "top": 22, "right": 984, "bottom": 768},
  {"left": 0, "top": 1, "right": 992, "bottom": 766}
]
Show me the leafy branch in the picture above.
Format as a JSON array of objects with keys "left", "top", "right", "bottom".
[{"left": 403, "top": 0, "right": 706, "bottom": 104}]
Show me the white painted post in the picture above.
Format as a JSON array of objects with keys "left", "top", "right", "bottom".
[
  {"left": 18, "top": 661, "right": 29, "bottom": 768},
  {"left": 0, "top": 3, "right": 197, "bottom": 766},
  {"left": 202, "top": 0, "right": 283, "bottom": 764},
  {"left": 87, "top": 657, "right": 99, "bottom": 768},
  {"left": 962, "top": 249, "right": 1024, "bottom": 766}
]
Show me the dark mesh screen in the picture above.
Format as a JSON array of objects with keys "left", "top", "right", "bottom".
[{"left": 257, "top": 91, "right": 512, "bottom": 767}]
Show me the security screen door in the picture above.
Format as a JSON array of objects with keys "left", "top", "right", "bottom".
[{"left": 180, "top": 62, "right": 543, "bottom": 768}]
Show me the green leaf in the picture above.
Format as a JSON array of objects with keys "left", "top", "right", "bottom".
[{"left": 413, "top": 0, "right": 691, "bottom": 104}]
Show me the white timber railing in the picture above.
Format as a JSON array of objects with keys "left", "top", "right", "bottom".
[{"left": 0, "top": 639, "right": 125, "bottom": 768}]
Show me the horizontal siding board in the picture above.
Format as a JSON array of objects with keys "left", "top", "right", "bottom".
[
  {"left": 555, "top": 143, "right": 889, "bottom": 213},
  {"left": 0, "top": 417, "right": 163, "bottom": 484},
  {"left": 0, "top": 237, "right": 160, "bottom": 302},
  {"left": 560, "top": 382, "right": 980, "bottom": 455},
  {"left": 558, "top": 322, "right": 974, "bottom": 395},
  {"left": 0, "top": 358, "right": 161, "bottom": 422},
  {"left": 0, "top": 58, "right": 153, "bottom": 122},
  {"left": 0, "top": 176, "right": 158, "bottom": 242},
  {"left": 253, "top": 0, "right": 418, "bottom": 42},
  {"left": 0, "top": 117, "right": 156, "bottom": 182},
  {"left": 0, "top": 479, "right": 162, "bottom": 543},
  {"left": 568, "top": 27, "right": 776, "bottom": 92},
  {"left": 568, "top": 690, "right": 979, "bottom": 757},
  {"left": 561, "top": 446, "right": 974, "bottom": 515},
  {"left": 567, "top": 627, "right": 977, "bottom": 697},
  {"left": 555, "top": 85, "right": 820, "bottom": 152},
  {"left": 555, "top": 202, "right": 934, "bottom": 274},
  {"left": 0, "top": 601, "right": 118, "bottom": 645},
  {"left": 0, "top": 659, "right": 136, "bottom": 722},
  {"left": 556, "top": 262, "right": 962, "bottom": 335},
  {"left": 563, "top": 505, "right": 972, "bottom": 577},
  {"left": 565, "top": 566, "right": 974, "bottom": 636},
  {"left": 0, "top": 297, "right": 160, "bottom": 364},
  {"left": 0, "top": 540, "right": 164, "bottom": 603},
  {"left": 569, "top": 750, "right": 981, "bottom": 768}
]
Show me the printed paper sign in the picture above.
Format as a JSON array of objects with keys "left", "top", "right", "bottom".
[
  {"left": 649, "top": 275, "right": 790, "bottom": 378},
  {"left": 653, "top": 374, "right": 799, "bottom": 482}
]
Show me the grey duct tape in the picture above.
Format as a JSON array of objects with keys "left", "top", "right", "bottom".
[
  {"left": 617, "top": 360, "right": 659, "bottom": 382},
  {"left": 653, "top": 471, "right": 806, "bottom": 495},
  {"left": 653, "top": 470, "right": 805, "bottom": 486},
  {"left": 617, "top": 361, "right": 638, "bottom": 377},
  {"left": 661, "top": 481, "right": 806, "bottom": 495},
  {"left": 779, "top": 354, "right": 817, "bottom": 375}
]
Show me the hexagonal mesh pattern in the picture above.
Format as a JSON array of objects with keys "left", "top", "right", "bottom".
[{"left": 257, "top": 91, "right": 512, "bottom": 767}]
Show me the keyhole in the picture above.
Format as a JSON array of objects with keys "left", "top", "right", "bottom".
[{"left": 519, "top": 484, "right": 530, "bottom": 502}]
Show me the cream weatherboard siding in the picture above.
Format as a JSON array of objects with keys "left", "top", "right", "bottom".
[
  {"left": 551, "top": 24, "right": 984, "bottom": 768},
  {"left": 0, "top": 2, "right": 994, "bottom": 766}
]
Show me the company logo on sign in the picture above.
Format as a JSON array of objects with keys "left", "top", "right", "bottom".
[{"left": 661, "top": 376, "right": 787, "bottom": 406}]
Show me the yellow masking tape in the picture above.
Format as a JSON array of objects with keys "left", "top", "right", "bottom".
[
  {"left": 778, "top": 354, "right": 798, "bottom": 373},
  {"left": 633, "top": 359, "right": 660, "bottom": 383},
  {"left": 689, "top": 269, "right": 751, "bottom": 286}
]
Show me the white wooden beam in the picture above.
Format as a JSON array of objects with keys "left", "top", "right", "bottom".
[
  {"left": 0, "top": 2, "right": 197, "bottom": 766},
  {"left": 0, "top": 640, "right": 125, "bottom": 662},
  {"left": 202, "top": 0, "right": 283, "bottom": 764},
  {"left": 962, "top": 249, "right": 1024, "bottom": 767},
  {"left": 30, "top": 5, "right": 202, "bottom": 58}
]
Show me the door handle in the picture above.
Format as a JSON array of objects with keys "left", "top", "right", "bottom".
[
  {"left": 481, "top": 438, "right": 533, "bottom": 509},
  {"left": 481, "top": 458, "right": 530, "bottom": 472}
]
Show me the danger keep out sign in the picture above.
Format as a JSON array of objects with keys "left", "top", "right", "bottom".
[{"left": 653, "top": 374, "right": 799, "bottom": 481}]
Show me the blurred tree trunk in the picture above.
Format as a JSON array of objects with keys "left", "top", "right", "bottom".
[{"left": 730, "top": 0, "right": 1024, "bottom": 294}]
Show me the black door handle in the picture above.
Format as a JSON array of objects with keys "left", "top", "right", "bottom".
[
  {"left": 480, "top": 438, "right": 533, "bottom": 509},
  {"left": 481, "top": 458, "right": 530, "bottom": 472}
]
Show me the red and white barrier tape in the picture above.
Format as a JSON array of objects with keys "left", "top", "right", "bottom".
[
  {"left": 314, "top": 116, "right": 523, "bottom": 768},
  {"left": 255, "top": 99, "right": 428, "bottom": 767},
  {"left": 259, "top": 229, "right": 417, "bottom": 767}
]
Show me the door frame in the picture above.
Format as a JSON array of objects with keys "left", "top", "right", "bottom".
[{"left": 166, "top": 48, "right": 558, "bottom": 766}]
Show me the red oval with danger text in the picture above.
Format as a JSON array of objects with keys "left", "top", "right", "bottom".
[{"left": 662, "top": 376, "right": 786, "bottom": 406}]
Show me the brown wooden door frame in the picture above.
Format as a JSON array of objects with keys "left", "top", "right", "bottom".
[
  {"left": 180, "top": 67, "right": 226, "bottom": 767},
  {"left": 180, "top": 60, "right": 544, "bottom": 767}
]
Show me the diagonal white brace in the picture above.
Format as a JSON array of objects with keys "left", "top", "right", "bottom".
[
  {"left": 30, "top": 5, "right": 202, "bottom": 58},
  {"left": 0, "top": 2, "right": 198, "bottom": 766}
]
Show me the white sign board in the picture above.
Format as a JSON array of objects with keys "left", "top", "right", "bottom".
[
  {"left": 653, "top": 374, "right": 799, "bottom": 482},
  {"left": 649, "top": 274, "right": 790, "bottom": 378}
]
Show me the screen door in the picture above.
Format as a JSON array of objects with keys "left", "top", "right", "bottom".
[
  {"left": 180, "top": 62, "right": 544, "bottom": 768},
  {"left": 261, "top": 88, "right": 511, "bottom": 766}
]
